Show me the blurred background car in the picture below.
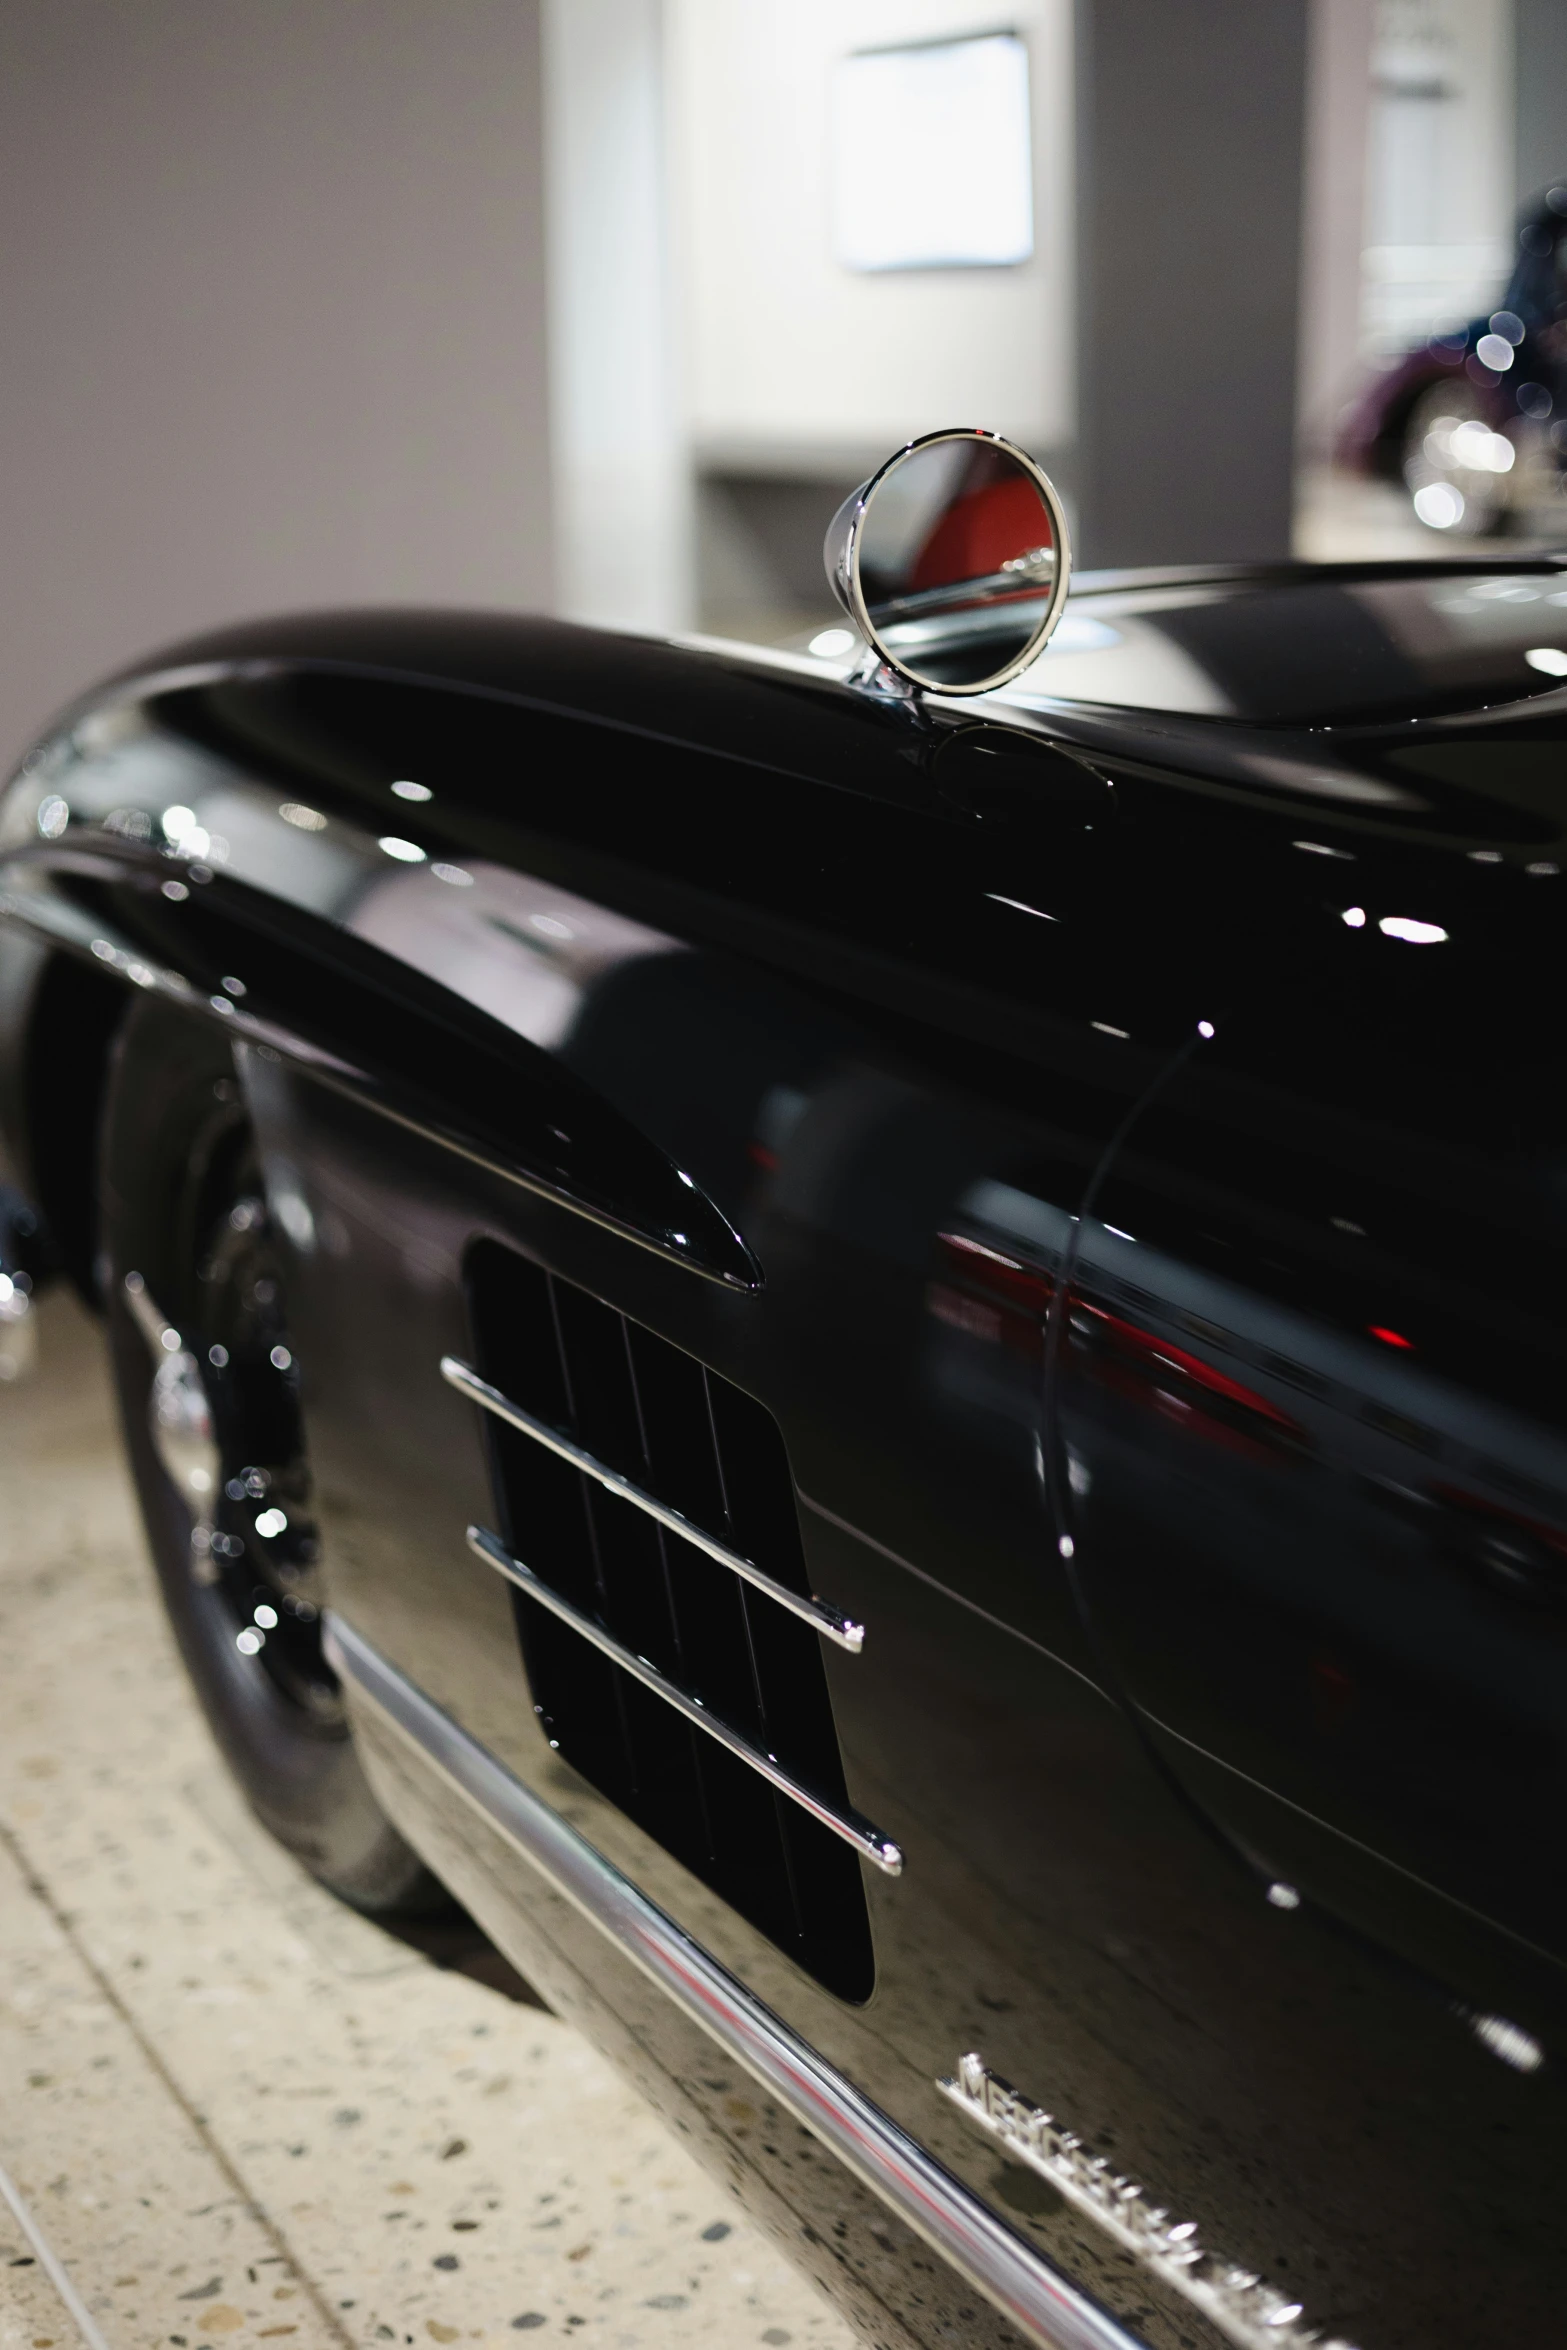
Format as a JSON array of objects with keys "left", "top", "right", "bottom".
[{"left": 1339, "top": 182, "right": 1567, "bottom": 536}]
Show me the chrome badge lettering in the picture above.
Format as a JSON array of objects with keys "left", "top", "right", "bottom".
[{"left": 940, "top": 2053, "right": 1362, "bottom": 2350}]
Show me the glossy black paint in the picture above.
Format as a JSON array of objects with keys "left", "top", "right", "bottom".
[{"left": 7, "top": 573, "right": 1567, "bottom": 2349}]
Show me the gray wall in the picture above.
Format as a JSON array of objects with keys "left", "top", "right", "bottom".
[
  {"left": 0, "top": 2, "right": 551, "bottom": 772},
  {"left": 1516, "top": 0, "right": 1567, "bottom": 208},
  {"left": 1075, "top": 0, "right": 1309, "bottom": 566}
]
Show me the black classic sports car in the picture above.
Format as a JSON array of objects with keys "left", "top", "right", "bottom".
[{"left": 3, "top": 431, "right": 1567, "bottom": 2350}]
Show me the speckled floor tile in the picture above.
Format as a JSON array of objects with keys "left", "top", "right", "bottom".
[
  {"left": 0, "top": 2214, "right": 91, "bottom": 2350},
  {"left": 0, "top": 1831, "right": 343, "bottom": 2350},
  {"left": 0, "top": 1292, "right": 857, "bottom": 2350}
]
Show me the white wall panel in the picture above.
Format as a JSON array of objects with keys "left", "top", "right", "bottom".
[
  {"left": 544, "top": 0, "right": 693, "bottom": 630},
  {"left": 669, "top": 0, "right": 1074, "bottom": 472}
]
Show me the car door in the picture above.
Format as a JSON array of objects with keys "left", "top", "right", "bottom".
[{"left": 1043, "top": 750, "right": 1567, "bottom": 2348}]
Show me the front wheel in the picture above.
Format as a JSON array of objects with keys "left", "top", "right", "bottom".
[{"left": 99, "top": 995, "right": 445, "bottom": 1914}]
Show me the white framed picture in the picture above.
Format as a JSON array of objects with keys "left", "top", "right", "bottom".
[{"left": 831, "top": 31, "right": 1034, "bottom": 273}]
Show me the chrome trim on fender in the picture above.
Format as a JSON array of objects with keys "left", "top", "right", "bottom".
[
  {"left": 940, "top": 2054, "right": 1360, "bottom": 2350},
  {"left": 464, "top": 1522, "right": 901, "bottom": 1874},
  {"left": 323, "top": 1611, "right": 1144, "bottom": 2350},
  {"left": 441, "top": 1354, "right": 865, "bottom": 1651}
]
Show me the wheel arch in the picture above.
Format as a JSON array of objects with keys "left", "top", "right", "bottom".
[{"left": 0, "top": 935, "right": 129, "bottom": 1306}]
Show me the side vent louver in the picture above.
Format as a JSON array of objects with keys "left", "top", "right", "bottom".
[{"left": 455, "top": 1238, "right": 880, "bottom": 2002}]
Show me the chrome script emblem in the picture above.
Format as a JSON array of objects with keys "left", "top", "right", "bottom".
[{"left": 940, "top": 2053, "right": 1361, "bottom": 2350}]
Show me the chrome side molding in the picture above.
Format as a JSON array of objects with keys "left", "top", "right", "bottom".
[
  {"left": 323, "top": 1611, "right": 1145, "bottom": 2350},
  {"left": 465, "top": 1523, "right": 902, "bottom": 1875},
  {"left": 441, "top": 1353, "right": 865, "bottom": 1651}
]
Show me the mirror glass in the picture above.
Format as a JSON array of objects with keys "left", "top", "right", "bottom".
[{"left": 855, "top": 436, "right": 1063, "bottom": 690}]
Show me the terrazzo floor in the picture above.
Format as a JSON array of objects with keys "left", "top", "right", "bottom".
[{"left": 0, "top": 1288, "right": 857, "bottom": 2350}]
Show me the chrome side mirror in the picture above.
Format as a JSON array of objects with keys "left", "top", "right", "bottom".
[{"left": 823, "top": 428, "right": 1071, "bottom": 695}]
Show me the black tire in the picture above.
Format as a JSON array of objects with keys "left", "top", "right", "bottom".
[{"left": 99, "top": 994, "right": 446, "bottom": 1915}]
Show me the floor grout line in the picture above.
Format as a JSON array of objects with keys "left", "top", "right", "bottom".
[
  {"left": 0, "top": 1813, "right": 358, "bottom": 2350},
  {"left": 0, "top": 2149, "right": 115, "bottom": 2350}
]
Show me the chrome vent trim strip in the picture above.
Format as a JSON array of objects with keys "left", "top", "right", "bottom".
[
  {"left": 323, "top": 1611, "right": 1145, "bottom": 2350},
  {"left": 441, "top": 1353, "right": 865, "bottom": 1652},
  {"left": 465, "top": 1523, "right": 902, "bottom": 1875}
]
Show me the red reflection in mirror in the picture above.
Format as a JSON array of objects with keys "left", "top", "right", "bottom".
[{"left": 912, "top": 468, "right": 1052, "bottom": 591}]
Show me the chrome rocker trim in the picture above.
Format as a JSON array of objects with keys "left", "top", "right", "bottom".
[
  {"left": 323, "top": 1611, "right": 1143, "bottom": 2350},
  {"left": 441, "top": 1355, "right": 865, "bottom": 1652},
  {"left": 465, "top": 1522, "right": 902, "bottom": 1875}
]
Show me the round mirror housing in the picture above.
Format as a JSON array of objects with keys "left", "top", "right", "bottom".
[{"left": 824, "top": 428, "right": 1071, "bottom": 695}]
